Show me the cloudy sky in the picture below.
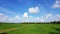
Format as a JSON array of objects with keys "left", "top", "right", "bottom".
[{"left": 0, "top": 0, "right": 60, "bottom": 23}]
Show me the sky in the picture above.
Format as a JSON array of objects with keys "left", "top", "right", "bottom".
[{"left": 0, "top": 0, "right": 60, "bottom": 23}]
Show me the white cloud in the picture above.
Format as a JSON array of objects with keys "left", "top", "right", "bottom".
[
  {"left": 0, "top": 13, "right": 3, "bottom": 15},
  {"left": 56, "top": 14, "right": 60, "bottom": 18},
  {"left": 0, "top": 13, "right": 60, "bottom": 23},
  {"left": 38, "top": 14, "right": 53, "bottom": 22},
  {"left": 23, "top": 12, "right": 28, "bottom": 18},
  {"left": 15, "top": 16, "right": 20, "bottom": 20},
  {"left": 52, "top": 0, "right": 60, "bottom": 8},
  {"left": 46, "top": 14, "right": 52, "bottom": 19},
  {"left": 44, "top": 14, "right": 60, "bottom": 22},
  {"left": 22, "top": 13, "right": 52, "bottom": 22},
  {"left": 0, "top": 13, "right": 21, "bottom": 23},
  {"left": 29, "top": 16, "right": 33, "bottom": 18},
  {"left": 9, "top": 18, "right": 13, "bottom": 21},
  {"left": 22, "top": 12, "right": 29, "bottom": 22},
  {"left": 40, "top": 19, "right": 44, "bottom": 22},
  {"left": 13, "top": 16, "right": 21, "bottom": 22},
  {"left": 55, "top": 14, "right": 60, "bottom": 21},
  {"left": 28, "top": 6, "right": 39, "bottom": 13},
  {"left": 0, "top": 13, "right": 9, "bottom": 22}
]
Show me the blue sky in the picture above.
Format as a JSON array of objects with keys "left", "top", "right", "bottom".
[{"left": 0, "top": 0, "right": 60, "bottom": 23}]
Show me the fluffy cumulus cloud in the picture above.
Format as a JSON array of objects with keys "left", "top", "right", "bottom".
[
  {"left": 0, "top": 13, "right": 20, "bottom": 23},
  {"left": 22, "top": 12, "right": 29, "bottom": 22},
  {"left": 27, "top": 14, "right": 52, "bottom": 22},
  {"left": 0, "top": 13, "right": 9, "bottom": 22},
  {"left": 23, "top": 12, "right": 28, "bottom": 18},
  {"left": 0, "top": 13, "right": 60, "bottom": 23},
  {"left": 41, "top": 14, "right": 59, "bottom": 22},
  {"left": 52, "top": 0, "right": 60, "bottom": 8},
  {"left": 28, "top": 6, "right": 39, "bottom": 13},
  {"left": 45, "top": 14, "right": 60, "bottom": 22}
]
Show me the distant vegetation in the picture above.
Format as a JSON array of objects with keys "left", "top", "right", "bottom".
[
  {"left": 19, "top": 21, "right": 60, "bottom": 24},
  {"left": 0, "top": 21, "right": 60, "bottom": 24},
  {"left": 50, "top": 21, "right": 60, "bottom": 24}
]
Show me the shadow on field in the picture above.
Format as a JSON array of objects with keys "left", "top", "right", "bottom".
[{"left": 49, "top": 28, "right": 60, "bottom": 34}]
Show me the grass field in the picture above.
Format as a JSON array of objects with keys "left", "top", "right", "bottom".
[{"left": 0, "top": 24, "right": 60, "bottom": 34}]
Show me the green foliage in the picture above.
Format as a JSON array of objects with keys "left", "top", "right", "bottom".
[{"left": 50, "top": 21, "right": 60, "bottom": 24}]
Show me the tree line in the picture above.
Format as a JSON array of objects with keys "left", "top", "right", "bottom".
[{"left": 0, "top": 21, "right": 60, "bottom": 24}]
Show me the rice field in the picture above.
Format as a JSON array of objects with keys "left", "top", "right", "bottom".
[{"left": 0, "top": 23, "right": 60, "bottom": 34}]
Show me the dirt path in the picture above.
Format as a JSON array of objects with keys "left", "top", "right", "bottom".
[
  {"left": 0, "top": 25, "right": 31, "bottom": 33},
  {"left": 0, "top": 27, "right": 20, "bottom": 33}
]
